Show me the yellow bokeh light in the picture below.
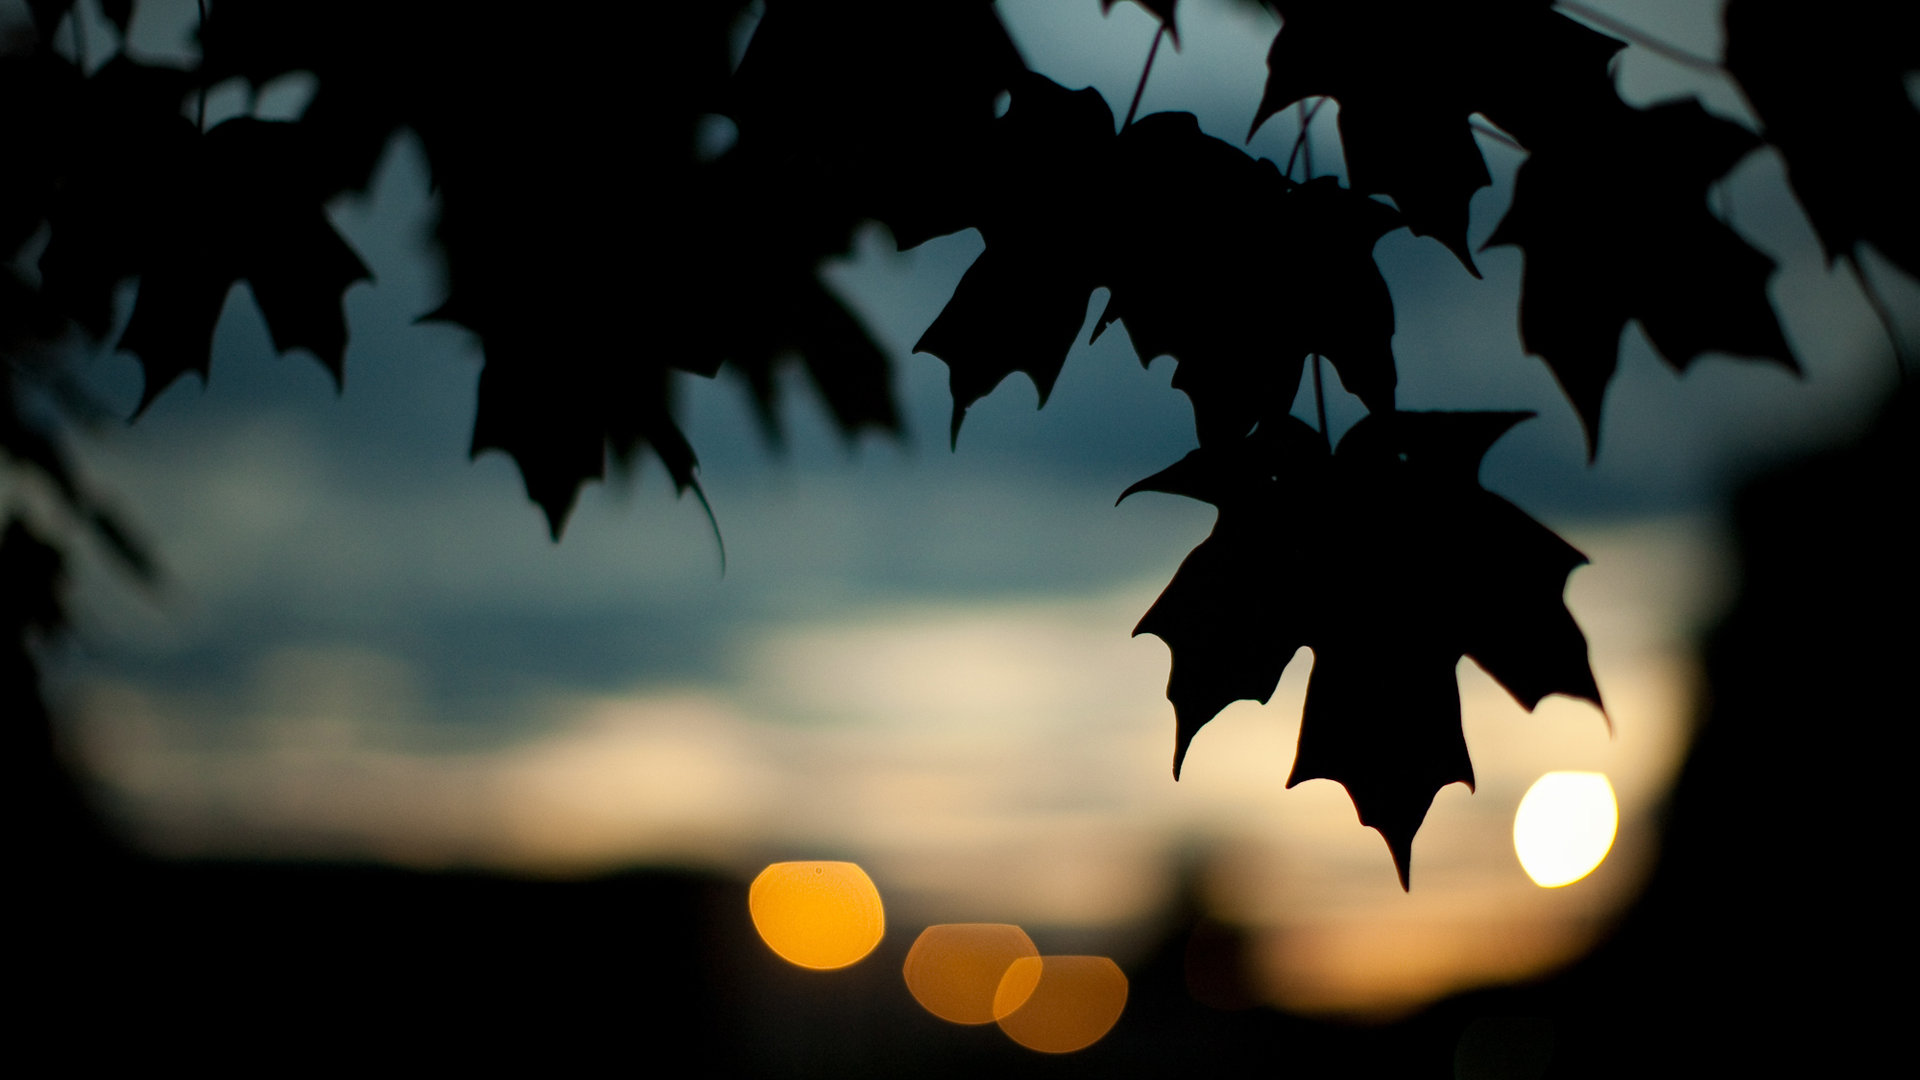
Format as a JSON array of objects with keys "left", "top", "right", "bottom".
[
  {"left": 748, "top": 861, "right": 885, "bottom": 969},
  {"left": 993, "top": 956, "right": 1129, "bottom": 1054},
  {"left": 1513, "top": 772, "right": 1619, "bottom": 888},
  {"left": 904, "top": 923, "right": 1041, "bottom": 1024}
]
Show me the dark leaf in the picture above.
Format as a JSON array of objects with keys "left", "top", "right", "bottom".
[
  {"left": 1470, "top": 5, "right": 1627, "bottom": 150},
  {"left": 1123, "top": 418, "right": 1326, "bottom": 769},
  {"left": 100, "top": 0, "right": 133, "bottom": 35},
  {"left": 914, "top": 74, "right": 1116, "bottom": 444},
  {"left": 116, "top": 267, "right": 229, "bottom": 414},
  {"left": 1724, "top": 0, "right": 1920, "bottom": 277},
  {"left": 116, "top": 118, "right": 371, "bottom": 413},
  {"left": 1100, "top": 115, "right": 1401, "bottom": 442},
  {"left": 466, "top": 348, "right": 700, "bottom": 541},
  {"left": 918, "top": 245, "right": 1099, "bottom": 446},
  {"left": 0, "top": 38, "right": 82, "bottom": 259},
  {"left": 671, "top": 147, "right": 899, "bottom": 451},
  {"left": 205, "top": 119, "right": 372, "bottom": 387},
  {"left": 29, "top": 64, "right": 367, "bottom": 412},
  {"left": 22, "top": 0, "right": 71, "bottom": 42},
  {"left": 1251, "top": 0, "right": 1625, "bottom": 272},
  {"left": 1485, "top": 100, "right": 1796, "bottom": 454},
  {"left": 1126, "top": 411, "right": 1602, "bottom": 887},
  {"left": 37, "top": 55, "right": 199, "bottom": 338},
  {"left": 735, "top": 277, "right": 900, "bottom": 449},
  {"left": 915, "top": 89, "right": 1403, "bottom": 451},
  {"left": 399, "top": 1, "right": 907, "bottom": 536},
  {"left": 729, "top": 0, "right": 1025, "bottom": 249}
]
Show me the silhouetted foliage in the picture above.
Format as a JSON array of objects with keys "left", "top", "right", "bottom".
[
  {"left": 2, "top": 0, "right": 1914, "bottom": 883},
  {"left": 1122, "top": 410, "right": 1602, "bottom": 887}
]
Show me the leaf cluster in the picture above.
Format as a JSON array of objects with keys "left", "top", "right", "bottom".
[{"left": 3, "top": 0, "right": 1914, "bottom": 885}]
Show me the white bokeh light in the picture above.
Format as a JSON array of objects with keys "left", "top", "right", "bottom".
[{"left": 1514, "top": 772, "right": 1620, "bottom": 888}]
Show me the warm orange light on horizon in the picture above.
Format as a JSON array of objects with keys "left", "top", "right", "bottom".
[
  {"left": 904, "top": 923, "right": 1041, "bottom": 1024},
  {"left": 993, "top": 955, "right": 1129, "bottom": 1053},
  {"left": 1514, "top": 772, "right": 1619, "bottom": 888},
  {"left": 749, "top": 861, "right": 885, "bottom": 969}
]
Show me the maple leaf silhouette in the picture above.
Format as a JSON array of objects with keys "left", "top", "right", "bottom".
[
  {"left": 34, "top": 56, "right": 197, "bottom": 340},
  {"left": 1124, "top": 410, "right": 1602, "bottom": 887},
  {"left": 916, "top": 83, "right": 1404, "bottom": 447},
  {"left": 732, "top": 2, "right": 1033, "bottom": 449},
  {"left": 913, "top": 73, "right": 1117, "bottom": 444},
  {"left": 729, "top": 0, "right": 1024, "bottom": 251},
  {"left": 1486, "top": 99, "right": 1797, "bottom": 454},
  {"left": 191, "top": 1, "right": 894, "bottom": 538},
  {"left": 1096, "top": 118, "right": 1403, "bottom": 443},
  {"left": 32, "top": 66, "right": 371, "bottom": 417},
  {"left": 655, "top": 146, "right": 901, "bottom": 454},
  {"left": 115, "top": 118, "right": 371, "bottom": 415},
  {"left": 1250, "top": 0, "right": 1624, "bottom": 274},
  {"left": 422, "top": 0, "right": 1010, "bottom": 536}
]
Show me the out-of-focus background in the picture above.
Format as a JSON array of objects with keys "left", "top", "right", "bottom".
[{"left": 13, "top": 0, "right": 1916, "bottom": 1072}]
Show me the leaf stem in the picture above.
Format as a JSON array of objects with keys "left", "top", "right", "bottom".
[
  {"left": 196, "top": 0, "right": 209, "bottom": 132},
  {"left": 1286, "top": 99, "right": 1325, "bottom": 181},
  {"left": 1554, "top": 0, "right": 1721, "bottom": 74},
  {"left": 689, "top": 479, "right": 728, "bottom": 576},
  {"left": 1311, "top": 353, "right": 1331, "bottom": 453},
  {"left": 1121, "top": 25, "right": 1165, "bottom": 133}
]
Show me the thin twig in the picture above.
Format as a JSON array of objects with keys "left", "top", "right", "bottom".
[
  {"left": 690, "top": 481, "right": 728, "bottom": 576},
  {"left": 1311, "top": 354, "right": 1331, "bottom": 453},
  {"left": 1285, "top": 98, "right": 1325, "bottom": 181},
  {"left": 1554, "top": 0, "right": 1722, "bottom": 74},
  {"left": 1846, "top": 252, "right": 1914, "bottom": 383},
  {"left": 1122, "top": 25, "right": 1165, "bottom": 132},
  {"left": 1301, "top": 99, "right": 1316, "bottom": 179},
  {"left": 196, "top": 0, "right": 210, "bottom": 131}
]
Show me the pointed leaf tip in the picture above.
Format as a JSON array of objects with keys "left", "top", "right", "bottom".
[
  {"left": 1172, "top": 720, "right": 1198, "bottom": 780},
  {"left": 539, "top": 491, "right": 576, "bottom": 542},
  {"left": 1385, "top": 831, "right": 1413, "bottom": 891}
]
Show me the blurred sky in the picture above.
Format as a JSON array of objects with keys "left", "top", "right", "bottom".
[{"left": 25, "top": 0, "right": 1918, "bottom": 1018}]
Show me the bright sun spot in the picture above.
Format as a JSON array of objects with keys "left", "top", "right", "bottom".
[
  {"left": 1513, "top": 772, "right": 1619, "bottom": 888},
  {"left": 749, "top": 861, "right": 886, "bottom": 969}
]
